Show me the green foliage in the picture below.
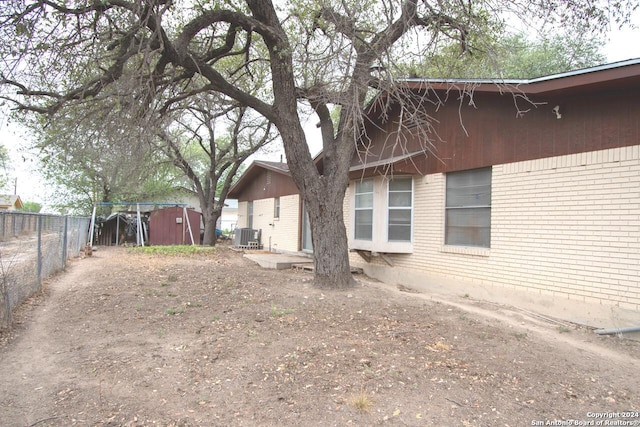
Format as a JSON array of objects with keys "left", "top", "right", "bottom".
[
  {"left": 0, "top": 0, "right": 634, "bottom": 283},
  {"left": 409, "top": 31, "right": 607, "bottom": 79},
  {"left": 0, "top": 144, "right": 9, "bottom": 191},
  {"left": 20, "top": 104, "right": 181, "bottom": 215},
  {"left": 19, "top": 201, "right": 42, "bottom": 213}
]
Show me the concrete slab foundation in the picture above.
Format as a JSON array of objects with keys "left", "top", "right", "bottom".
[{"left": 244, "top": 253, "right": 313, "bottom": 270}]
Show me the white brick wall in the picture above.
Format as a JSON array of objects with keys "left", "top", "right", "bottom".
[
  {"left": 347, "top": 145, "right": 640, "bottom": 311},
  {"left": 237, "top": 201, "right": 248, "bottom": 228},
  {"left": 236, "top": 195, "right": 301, "bottom": 253},
  {"left": 267, "top": 195, "right": 301, "bottom": 253}
]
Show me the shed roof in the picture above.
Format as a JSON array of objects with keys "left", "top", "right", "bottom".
[{"left": 0, "top": 194, "right": 23, "bottom": 210}]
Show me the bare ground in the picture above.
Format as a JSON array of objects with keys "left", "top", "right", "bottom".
[{"left": 0, "top": 246, "right": 638, "bottom": 427}]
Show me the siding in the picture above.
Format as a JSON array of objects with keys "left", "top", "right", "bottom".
[
  {"left": 357, "top": 87, "right": 640, "bottom": 175},
  {"left": 348, "top": 145, "right": 640, "bottom": 311}
]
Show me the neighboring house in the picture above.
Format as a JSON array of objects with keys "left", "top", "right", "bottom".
[
  {"left": 228, "top": 160, "right": 313, "bottom": 253},
  {"left": 345, "top": 59, "right": 640, "bottom": 311},
  {"left": 167, "top": 189, "right": 200, "bottom": 211},
  {"left": 220, "top": 199, "right": 238, "bottom": 232},
  {"left": 0, "top": 195, "right": 23, "bottom": 211},
  {"left": 154, "top": 188, "right": 233, "bottom": 234}
]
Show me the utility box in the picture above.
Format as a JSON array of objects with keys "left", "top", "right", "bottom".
[{"left": 149, "top": 206, "right": 201, "bottom": 246}]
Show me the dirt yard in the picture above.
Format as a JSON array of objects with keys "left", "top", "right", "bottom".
[{"left": 0, "top": 247, "right": 638, "bottom": 426}]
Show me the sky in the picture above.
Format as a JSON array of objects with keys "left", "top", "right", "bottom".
[{"left": 1, "top": 11, "right": 639, "bottom": 211}]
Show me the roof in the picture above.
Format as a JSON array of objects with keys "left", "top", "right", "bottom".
[
  {"left": 228, "top": 160, "right": 291, "bottom": 199},
  {"left": 253, "top": 160, "right": 290, "bottom": 173},
  {"left": 0, "top": 194, "right": 23, "bottom": 210},
  {"left": 393, "top": 58, "right": 640, "bottom": 96},
  {"left": 354, "top": 58, "right": 640, "bottom": 175}
]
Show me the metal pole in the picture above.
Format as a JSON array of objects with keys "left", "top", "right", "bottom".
[
  {"left": 116, "top": 214, "right": 120, "bottom": 246},
  {"left": 88, "top": 206, "right": 97, "bottom": 248},
  {"left": 595, "top": 325, "right": 640, "bottom": 335},
  {"left": 37, "top": 216, "right": 42, "bottom": 287},
  {"left": 137, "top": 203, "right": 144, "bottom": 246},
  {"left": 183, "top": 206, "right": 195, "bottom": 245},
  {"left": 62, "top": 216, "right": 68, "bottom": 268}
]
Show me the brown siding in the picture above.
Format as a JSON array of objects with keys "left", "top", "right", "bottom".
[
  {"left": 357, "top": 87, "right": 640, "bottom": 174},
  {"left": 149, "top": 206, "right": 201, "bottom": 246},
  {"left": 236, "top": 169, "right": 299, "bottom": 202}
]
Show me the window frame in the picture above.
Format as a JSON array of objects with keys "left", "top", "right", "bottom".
[
  {"left": 274, "top": 197, "right": 280, "bottom": 219},
  {"left": 387, "top": 177, "right": 413, "bottom": 242},
  {"left": 247, "top": 201, "right": 254, "bottom": 229},
  {"left": 354, "top": 178, "right": 374, "bottom": 241},
  {"left": 350, "top": 176, "right": 414, "bottom": 253},
  {"left": 444, "top": 167, "right": 492, "bottom": 248}
]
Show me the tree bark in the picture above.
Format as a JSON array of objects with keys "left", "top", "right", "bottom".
[
  {"left": 201, "top": 203, "right": 222, "bottom": 246},
  {"left": 276, "top": 116, "right": 355, "bottom": 289},
  {"left": 305, "top": 189, "right": 355, "bottom": 289}
]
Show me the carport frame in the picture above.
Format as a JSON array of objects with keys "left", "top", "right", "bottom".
[{"left": 88, "top": 202, "right": 195, "bottom": 247}]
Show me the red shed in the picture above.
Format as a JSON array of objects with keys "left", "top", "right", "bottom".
[{"left": 148, "top": 206, "right": 201, "bottom": 246}]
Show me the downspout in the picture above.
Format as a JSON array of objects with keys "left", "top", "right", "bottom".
[{"left": 595, "top": 325, "right": 640, "bottom": 335}]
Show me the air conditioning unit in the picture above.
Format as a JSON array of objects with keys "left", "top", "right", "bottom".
[{"left": 234, "top": 228, "right": 254, "bottom": 246}]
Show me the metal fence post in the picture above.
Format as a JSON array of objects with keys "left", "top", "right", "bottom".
[
  {"left": 62, "top": 216, "right": 68, "bottom": 269},
  {"left": 37, "top": 215, "right": 42, "bottom": 287}
]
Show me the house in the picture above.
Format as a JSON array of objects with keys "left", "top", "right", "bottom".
[
  {"left": 0, "top": 195, "right": 23, "bottom": 210},
  {"left": 228, "top": 160, "right": 313, "bottom": 253},
  {"left": 345, "top": 58, "right": 640, "bottom": 312},
  {"left": 220, "top": 199, "right": 238, "bottom": 232}
]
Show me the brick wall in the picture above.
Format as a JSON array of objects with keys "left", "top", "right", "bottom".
[
  {"left": 348, "top": 145, "right": 640, "bottom": 311},
  {"left": 265, "top": 195, "right": 301, "bottom": 253},
  {"left": 237, "top": 195, "right": 301, "bottom": 253}
]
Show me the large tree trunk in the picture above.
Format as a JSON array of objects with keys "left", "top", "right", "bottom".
[
  {"left": 248, "top": 1, "right": 357, "bottom": 289},
  {"left": 278, "top": 122, "right": 355, "bottom": 289},
  {"left": 201, "top": 205, "right": 221, "bottom": 246},
  {"left": 305, "top": 190, "right": 355, "bottom": 289}
]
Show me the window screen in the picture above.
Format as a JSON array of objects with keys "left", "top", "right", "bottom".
[
  {"left": 445, "top": 168, "right": 491, "bottom": 247},
  {"left": 388, "top": 178, "right": 412, "bottom": 242},
  {"left": 354, "top": 179, "right": 373, "bottom": 240}
]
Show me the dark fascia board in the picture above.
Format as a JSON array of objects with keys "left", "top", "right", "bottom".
[
  {"left": 228, "top": 160, "right": 291, "bottom": 199},
  {"left": 396, "top": 58, "right": 640, "bottom": 95},
  {"left": 253, "top": 160, "right": 291, "bottom": 174}
]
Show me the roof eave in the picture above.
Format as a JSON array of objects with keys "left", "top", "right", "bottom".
[{"left": 397, "top": 58, "right": 640, "bottom": 95}]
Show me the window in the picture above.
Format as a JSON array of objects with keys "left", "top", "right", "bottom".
[
  {"left": 445, "top": 167, "right": 491, "bottom": 248},
  {"left": 274, "top": 197, "right": 280, "bottom": 218},
  {"left": 388, "top": 178, "right": 412, "bottom": 241},
  {"left": 354, "top": 179, "right": 373, "bottom": 240},
  {"left": 247, "top": 201, "right": 254, "bottom": 229},
  {"left": 350, "top": 176, "right": 413, "bottom": 253}
]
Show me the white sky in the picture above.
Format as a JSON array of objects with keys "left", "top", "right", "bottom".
[{"left": 1, "top": 12, "right": 639, "bottom": 210}]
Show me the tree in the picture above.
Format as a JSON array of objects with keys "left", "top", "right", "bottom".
[
  {"left": 155, "top": 95, "right": 275, "bottom": 245},
  {"left": 0, "top": 144, "right": 9, "bottom": 191},
  {"left": 19, "top": 201, "right": 41, "bottom": 212},
  {"left": 24, "top": 106, "right": 180, "bottom": 215},
  {"left": 0, "top": 1, "right": 634, "bottom": 288},
  {"left": 412, "top": 31, "right": 607, "bottom": 79}
]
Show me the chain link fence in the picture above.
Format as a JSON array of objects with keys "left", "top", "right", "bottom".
[{"left": 0, "top": 211, "right": 90, "bottom": 329}]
